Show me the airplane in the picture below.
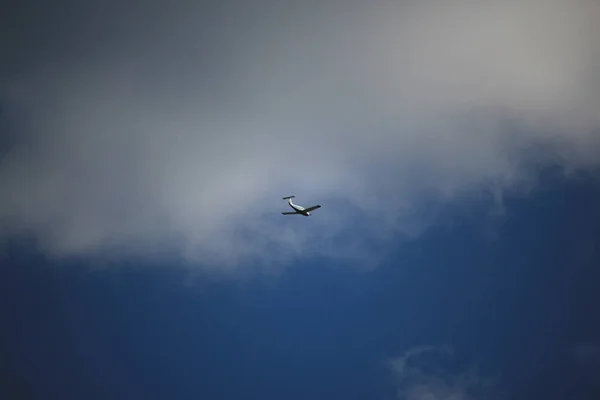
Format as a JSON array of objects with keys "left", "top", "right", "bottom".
[{"left": 281, "top": 196, "right": 321, "bottom": 216}]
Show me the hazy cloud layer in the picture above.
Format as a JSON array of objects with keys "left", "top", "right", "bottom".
[
  {"left": 389, "top": 346, "right": 495, "bottom": 400},
  {"left": 1, "top": 0, "right": 599, "bottom": 268}
]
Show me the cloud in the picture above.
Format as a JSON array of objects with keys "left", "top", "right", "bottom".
[
  {"left": 0, "top": 0, "right": 599, "bottom": 269},
  {"left": 388, "top": 346, "right": 495, "bottom": 400}
]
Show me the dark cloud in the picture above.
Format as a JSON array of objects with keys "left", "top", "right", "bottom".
[{"left": 0, "top": 0, "right": 599, "bottom": 268}]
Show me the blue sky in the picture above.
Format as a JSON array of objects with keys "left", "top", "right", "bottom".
[
  {"left": 1, "top": 1, "right": 600, "bottom": 399},
  {"left": 3, "top": 166, "right": 600, "bottom": 399}
]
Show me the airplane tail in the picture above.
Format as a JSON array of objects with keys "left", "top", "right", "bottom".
[{"left": 282, "top": 196, "right": 295, "bottom": 200}]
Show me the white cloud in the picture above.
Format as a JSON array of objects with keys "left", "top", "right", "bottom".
[
  {"left": 1, "top": 0, "right": 599, "bottom": 269},
  {"left": 388, "top": 346, "right": 495, "bottom": 400}
]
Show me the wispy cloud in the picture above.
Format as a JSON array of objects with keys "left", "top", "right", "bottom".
[
  {"left": 1, "top": 0, "right": 599, "bottom": 269},
  {"left": 388, "top": 346, "right": 496, "bottom": 400}
]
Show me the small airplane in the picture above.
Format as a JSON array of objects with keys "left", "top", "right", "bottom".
[{"left": 281, "top": 196, "right": 321, "bottom": 216}]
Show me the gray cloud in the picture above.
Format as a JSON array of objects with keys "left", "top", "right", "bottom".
[
  {"left": 388, "top": 346, "right": 496, "bottom": 400},
  {"left": 1, "top": 0, "right": 599, "bottom": 269}
]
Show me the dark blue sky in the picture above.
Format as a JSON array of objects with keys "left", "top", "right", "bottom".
[
  {"left": 2, "top": 165, "right": 600, "bottom": 399},
  {"left": 2, "top": 1, "right": 600, "bottom": 399}
]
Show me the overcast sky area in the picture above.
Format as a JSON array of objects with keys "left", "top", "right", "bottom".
[
  {"left": 1, "top": 0, "right": 600, "bottom": 399},
  {"left": 1, "top": 0, "right": 599, "bottom": 268}
]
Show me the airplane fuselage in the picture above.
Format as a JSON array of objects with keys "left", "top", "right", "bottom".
[{"left": 288, "top": 199, "right": 311, "bottom": 216}]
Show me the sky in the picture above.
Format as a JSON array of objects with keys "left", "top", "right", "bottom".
[{"left": 1, "top": 0, "right": 600, "bottom": 399}]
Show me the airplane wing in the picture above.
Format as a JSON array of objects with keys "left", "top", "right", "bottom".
[
  {"left": 282, "top": 212, "right": 301, "bottom": 215},
  {"left": 303, "top": 205, "right": 321, "bottom": 212}
]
